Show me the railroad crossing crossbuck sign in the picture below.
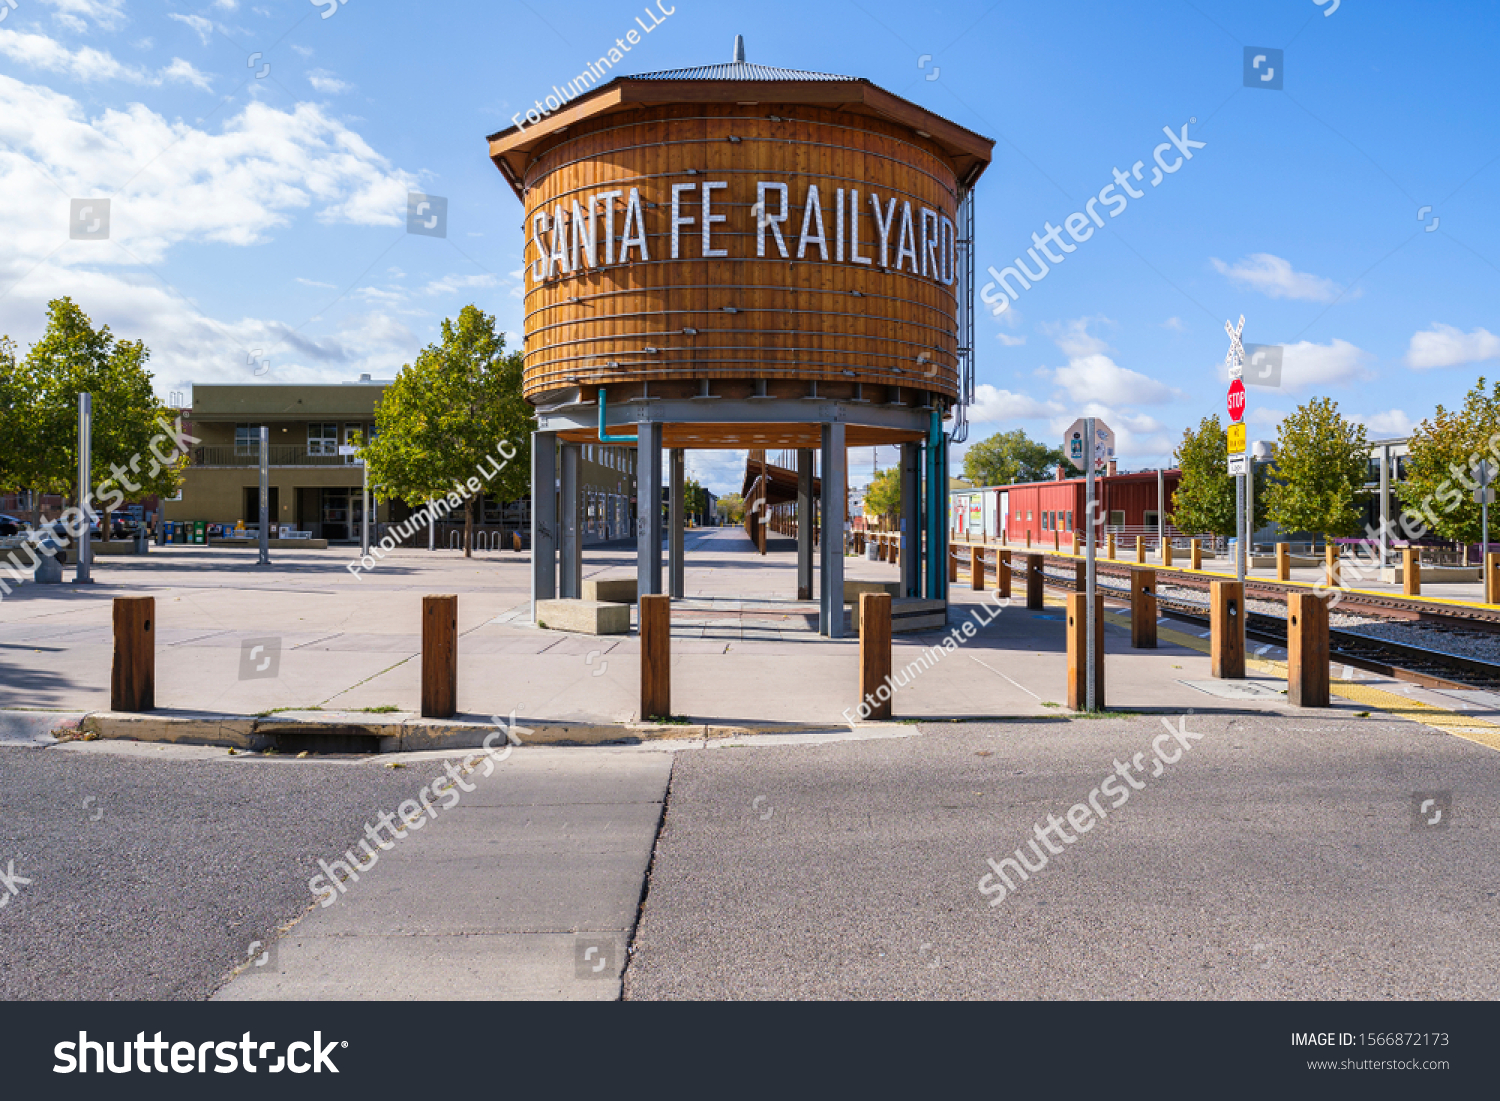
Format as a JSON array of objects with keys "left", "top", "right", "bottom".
[{"left": 1224, "top": 315, "right": 1246, "bottom": 378}]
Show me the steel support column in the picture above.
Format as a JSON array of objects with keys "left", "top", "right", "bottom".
[
  {"left": 637, "top": 421, "right": 663, "bottom": 596},
  {"left": 530, "top": 432, "right": 557, "bottom": 621},
  {"left": 560, "top": 442, "right": 581, "bottom": 599},
  {"left": 820, "top": 422, "right": 846, "bottom": 637},
  {"left": 669, "top": 448, "right": 685, "bottom": 599},
  {"left": 900, "top": 442, "right": 921, "bottom": 598},
  {"left": 797, "top": 449, "right": 814, "bottom": 600}
]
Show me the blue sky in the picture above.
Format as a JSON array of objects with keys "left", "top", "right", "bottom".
[{"left": 1, "top": 0, "right": 1496, "bottom": 494}]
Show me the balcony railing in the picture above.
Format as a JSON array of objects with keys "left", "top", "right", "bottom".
[{"left": 192, "top": 445, "right": 357, "bottom": 468}]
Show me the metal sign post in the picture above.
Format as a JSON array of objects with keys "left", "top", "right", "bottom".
[
  {"left": 1478, "top": 459, "right": 1492, "bottom": 559},
  {"left": 76, "top": 393, "right": 93, "bottom": 584},
  {"left": 258, "top": 426, "right": 271, "bottom": 567},
  {"left": 1225, "top": 315, "right": 1247, "bottom": 585},
  {"left": 1085, "top": 416, "right": 1098, "bottom": 712}
]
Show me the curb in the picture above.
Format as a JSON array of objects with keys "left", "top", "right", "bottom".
[{"left": 65, "top": 711, "right": 849, "bottom": 753}]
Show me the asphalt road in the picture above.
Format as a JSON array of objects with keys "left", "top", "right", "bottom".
[
  {"left": 0, "top": 741, "right": 423, "bottom": 1000},
  {"left": 625, "top": 712, "right": 1500, "bottom": 999}
]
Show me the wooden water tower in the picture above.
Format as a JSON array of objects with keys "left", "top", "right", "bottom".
[{"left": 488, "top": 38, "right": 993, "bottom": 634}]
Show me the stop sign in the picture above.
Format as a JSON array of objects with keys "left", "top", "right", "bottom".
[{"left": 1227, "top": 378, "right": 1246, "bottom": 423}]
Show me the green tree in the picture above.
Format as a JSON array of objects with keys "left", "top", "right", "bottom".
[
  {"left": 1264, "top": 396, "right": 1369, "bottom": 542},
  {"left": 863, "top": 466, "right": 901, "bottom": 519},
  {"left": 1396, "top": 377, "right": 1500, "bottom": 545},
  {"left": 14, "top": 299, "right": 184, "bottom": 530},
  {"left": 363, "top": 305, "right": 534, "bottom": 556},
  {"left": 0, "top": 337, "right": 22, "bottom": 496},
  {"left": 962, "top": 429, "right": 1065, "bottom": 486},
  {"left": 684, "top": 477, "right": 707, "bottom": 524},
  {"left": 717, "top": 492, "right": 745, "bottom": 524},
  {"left": 1169, "top": 415, "right": 1267, "bottom": 538}
]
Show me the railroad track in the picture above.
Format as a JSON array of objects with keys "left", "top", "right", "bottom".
[{"left": 1028, "top": 561, "right": 1500, "bottom": 692}]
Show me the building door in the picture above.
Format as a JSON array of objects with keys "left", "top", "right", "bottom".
[
  {"left": 242, "top": 486, "right": 279, "bottom": 525},
  {"left": 322, "top": 488, "right": 349, "bottom": 542}
]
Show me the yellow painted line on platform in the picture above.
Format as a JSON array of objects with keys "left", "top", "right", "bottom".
[{"left": 1092, "top": 607, "right": 1500, "bottom": 754}]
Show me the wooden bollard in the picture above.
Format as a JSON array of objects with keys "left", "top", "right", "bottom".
[
  {"left": 1025, "top": 553, "right": 1044, "bottom": 610},
  {"left": 1210, "top": 580, "right": 1245, "bottom": 679},
  {"left": 1190, "top": 538, "right": 1201, "bottom": 570},
  {"left": 1131, "top": 568, "right": 1156, "bottom": 648},
  {"left": 1162, "top": 539, "right": 1173, "bottom": 568},
  {"left": 1001, "top": 530, "right": 1008, "bottom": 546},
  {"left": 1107, "top": 533, "right": 1116, "bottom": 560},
  {"left": 1276, "top": 543, "right": 1290, "bottom": 581},
  {"left": 1286, "top": 592, "right": 1329, "bottom": 707},
  {"left": 858, "top": 592, "right": 893, "bottom": 721},
  {"left": 1402, "top": 547, "right": 1421, "bottom": 596},
  {"left": 971, "top": 545, "right": 985, "bottom": 590},
  {"left": 640, "top": 593, "right": 671, "bottom": 720},
  {"left": 1065, "top": 592, "right": 1105, "bottom": 711},
  {"left": 1026, "top": 531, "right": 1032, "bottom": 549},
  {"left": 1136, "top": 535, "right": 1145, "bottom": 564},
  {"left": 1053, "top": 530, "right": 1060, "bottom": 552},
  {"left": 422, "top": 594, "right": 458, "bottom": 718},
  {"left": 997, "top": 549, "right": 1011, "bottom": 599},
  {"left": 1325, "top": 543, "right": 1340, "bottom": 588},
  {"left": 1487, "top": 551, "right": 1500, "bottom": 605},
  {"left": 111, "top": 596, "right": 155, "bottom": 712},
  {"left": 948, "top": 547, "right": 958, "bottom": 583},
  {"left": 1073, "top": 560, "right": 1086, "bottom": 592}
]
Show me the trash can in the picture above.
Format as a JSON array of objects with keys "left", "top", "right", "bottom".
[{"left": 866, "top": 541, "right": 879, "bottom": 561}]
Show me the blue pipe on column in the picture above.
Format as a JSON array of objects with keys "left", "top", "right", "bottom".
[{"left": 598, "top": 387, "right": 638, "bottom": 444}]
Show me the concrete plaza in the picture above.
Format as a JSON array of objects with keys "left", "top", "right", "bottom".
[{"left": 0, "top": 527, "right": 1401, "bottom": 728}]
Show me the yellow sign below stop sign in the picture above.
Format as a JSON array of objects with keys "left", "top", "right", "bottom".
[{"left": 1227, "top": 422, "right": 1247, "bottom": 454}]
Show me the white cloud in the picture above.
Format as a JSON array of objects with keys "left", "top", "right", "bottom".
[
  {"left": 308, "top": 69, "right": 353, "bottom": 94},
  {"left": 38, "top": 0, "right": 125, "bottom": 30},
  {"left": 968, "top": 383, "right": 1063, "bottom": 423},
  {"left": 1278, "top": 339, "right": 1372, "bottom": 389},
  {"left": 0, "top": 29, "right": 211, "bottom": 88},
  {"left": 295, "top": 277, "right": 336, "bottom": 289},
  {"left": 1041, "top": 317, "right": 1111, "bottom": 357},
  {"left": 1049, "top": 353, "right": 1178, "bottom": 405},
  {"left": 1352, "top": 409, "right": 1416, "bottom": 436},
  {"left": 994, "top": 332, "right": 1026, "bottom": 346},
  {"left": 167, "top": 12, "right": 215, "bottom": 44},
  {"left": 1161, "top": 316, "right": 1186, "bottom": 332},
  {"left": 1210, "top": 253, "right": 1349, "bottom": 303},
  {"left": 1405, "top": 323, "right": 1500, "bottom": 369},
  {"left": 213, "top": 0, "right": 240, "bottom": 9}
]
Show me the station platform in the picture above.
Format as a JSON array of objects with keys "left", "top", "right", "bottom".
[{"left": 0, "top": 529, "right": 1494, "bottom": 752}]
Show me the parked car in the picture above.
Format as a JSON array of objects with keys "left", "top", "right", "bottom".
[
  {"left": 0, "top": 514, "right": 29, "bottom": 537},
  {"left": 89, "top": 516, "right": 138, "bottom": 540}
]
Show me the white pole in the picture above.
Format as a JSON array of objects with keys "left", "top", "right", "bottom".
[
  {"left": 1482, "top": 459, "right": 1490, "bottom": 563},
  {"left": 258, "top": 426, "right": 270, "bottom": 567},
  {"left": 428, "top": 498, "right": 435, "bottom": 551},
  {"left": 76, "top": 393, "right": 93, "bottom": 583},
  {"left": 1246, "top": 449, "right": 1256, "bottom": 570},
  {"left": 361, "top": 459, "right": 370, "bottom": 557},
  {"left": 1156, "top": 467, "right": 1164, "bottom": 558},
  {"left": 1085, "top": 416, "right": 1098, "bottom": 712},
  {"left": 1379, "top": 444, "right": 1391, "bottom": 568}
]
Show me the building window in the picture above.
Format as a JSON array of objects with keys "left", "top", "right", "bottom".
[
  {"left": 1026, "top": 510, "right": 1033, "bottom": 521},
  {"left": 1144, "top": 510, "right": 1159, "bottom": 530},
  {"left": 1067, "top": 510, "right": 1074, "bottom": 531},
  {"left": 1109, "top": 510, "right": 1125, "bottom": 528},
  {"left": 235, "top": 424, "right": 258, "bottom": 454},
  {"left": 308, "top": 423, "right": 338, "bottom": 455}
]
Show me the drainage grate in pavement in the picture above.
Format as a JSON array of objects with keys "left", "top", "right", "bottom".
[{"left": 1177, "top": 679, "right": 1286, "bottom": 700}]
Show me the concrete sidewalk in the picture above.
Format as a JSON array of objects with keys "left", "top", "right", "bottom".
[{"left": 213, "top": 746, "right": 672, "bottom": 1000}]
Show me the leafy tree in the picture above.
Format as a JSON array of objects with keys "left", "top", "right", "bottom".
[
  {"left": 1396, "top": 377, "right": 1500, "bottom": 545},
  {"left": 1169, "top": 415, "right": 1267, "bottom": 538},
  {"left": 863, "top": 466, "right": 901, "bottom": 519},
  {"left": 363, "top": 305, "right": 534, "bottom": 556},
  {"left": 0, "top": 337, "right": 22, "bottom": 496},
  {"left": 717, "top": 492, "right": 745, "bottom": 524},
  {"left": 684, "top": 477, "right": 707, "bottom": 524},
  {"left": 962, "top": 429, "right": 1065, "bottom": 486},
  {"left": 13, "top": 299, "right": 184, "bottom": 530},
  {"left": 1264, "top": 396, "right": 1369, "bottom": 541}
]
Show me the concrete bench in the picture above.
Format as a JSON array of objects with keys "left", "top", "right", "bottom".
[
  {"left": 583, "top": 578, "right": 637, "bottom": 604},
  {"left": 892, "top": 598, "right": 948, "bottom": 634},
  {"left": 535, "top": 598, "right": 630, "bottom": 635},
  {"left": 845, "top": 581, "right": 902, "bottom": 630}
]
